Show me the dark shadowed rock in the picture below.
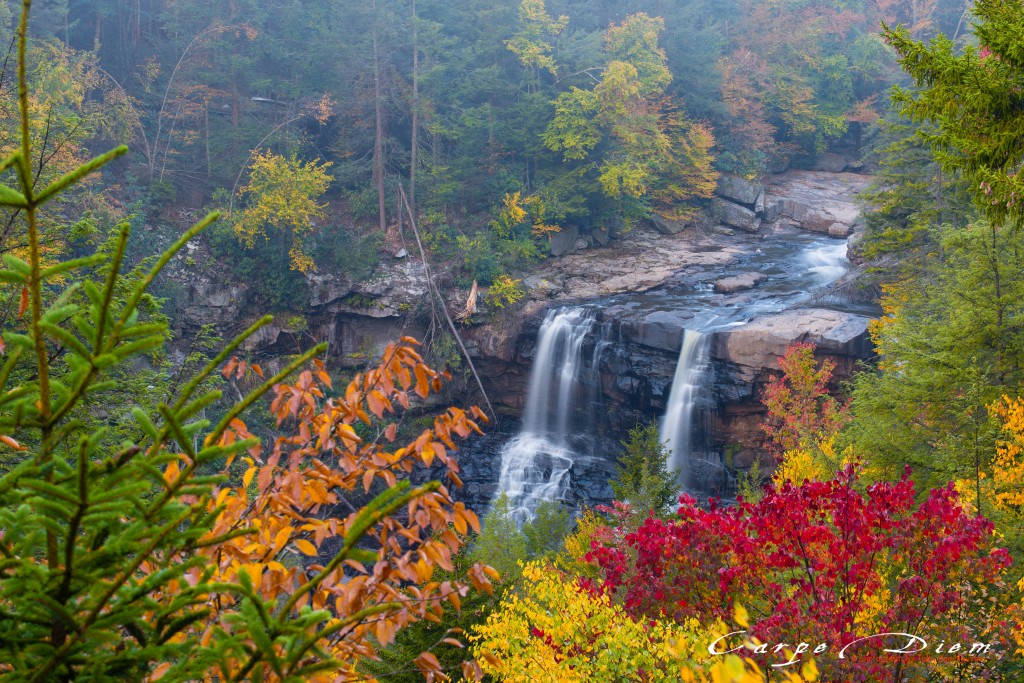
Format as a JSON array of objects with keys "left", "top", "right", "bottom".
[
  {"left": 592, "top": 225, "right": 610, "bottom": 246},
  {"left": 549, "top": 224, "right": 580, "bottom": 256}
]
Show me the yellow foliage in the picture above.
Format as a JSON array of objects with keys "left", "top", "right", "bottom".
[
  {"left": 772, "top": 437, "right": 853, "bottom": 486},
  {"left": 232, "top": 151, "right": 333, "bottom": 272},
  {"left": 988, "top": 395, "right": 1024, "bottom": 509},
  {"left": 472, "top": 562, "right": 816, "bottom": 683},
  {"left": 868, "top": 282, "right": 911, "bottom": 369},
  {"left": 554, "top": 506, "right": 605, "bottom": 578}
]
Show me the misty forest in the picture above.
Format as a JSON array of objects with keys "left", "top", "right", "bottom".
[{"left": 1, "top": 0, "right": 1024, "bottom": 680}]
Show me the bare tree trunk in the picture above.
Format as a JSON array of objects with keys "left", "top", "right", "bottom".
[
  {"left": 93, "top": 9, "right": 102, "bottom": 53},
  {"left": 410, "top": 0, "right": 418, "bottom": 219},
  {"left": 205, "top": 101, "right": 211, "bottom": 179},
  {"left": 372, "top": 0, "right": 387, "bottom": 234}
]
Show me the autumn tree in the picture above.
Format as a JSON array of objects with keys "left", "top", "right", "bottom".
[
  {"left": 761, "top": 342, "right": 848, "bottom": 474},
  {"left": 541, "top": 13, "right": 718, "bottom": 227},
  {"left": 231, "top": 150, "right": 333, "bottom": 272},
  {"left": 0, "top": 5, "right": 493, "bottom": 679}
]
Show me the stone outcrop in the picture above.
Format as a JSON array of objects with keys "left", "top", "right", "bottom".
[
  {"left": 766, "top": 170, "right": 872, "bottom": 236},
  {"left": 713, "top": 309, "right": 871, "bottom": 385},
  {"left": 812, "top": 152, "right": 850, "bottom": 173}
]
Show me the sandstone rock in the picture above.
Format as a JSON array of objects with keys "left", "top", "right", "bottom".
[
  {"left": 712, "top": 309, "right": 871, "bottom": 375},
  {"left": 714, "top": 272, "right": 766, "bottom": 293},
  {"left": 716, "top": 174, "right": 763, "bottom": 207},
  {"left": 783, "top": 200, "right": 835, "bottom": 233},
  {"left": 650, "top": 213, "right": 687, "bottom": 235},
  {"left": 549, "top": 224, "right": 580, "bottom": 256},
  {"left": 812, "top": 152, "right": 849, "bottom": 173},
  {"left": 717, "top": 200, "right": 762, "bottom": 232},
  {"left": 712, "top": 225, "right": 735, "bottom": 236}
]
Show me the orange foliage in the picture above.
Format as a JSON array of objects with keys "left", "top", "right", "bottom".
[{"left": 149, "top": 338, "right": 493, "bottom": 682}]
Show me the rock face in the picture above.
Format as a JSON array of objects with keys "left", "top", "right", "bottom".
[
  {"left": 766, "top": 170, "right": 872, "bottom": 236},
  {"left": 714, "top": 272, "right": 766, "bottom": 293},
  {"left": 716, "top": 174, "right": 764, "bottom": 207},
  {"left": 713, "top": 309, "right": 871, "bottom": 385}
]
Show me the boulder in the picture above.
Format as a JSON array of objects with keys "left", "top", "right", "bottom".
[
  {"left": 592, "top": 225, "right": 610, "bottom": 246},
  {"left": 812, "top": 153, "right": 849, "bottom": 173},
  {"left": 549, "top": 224, "right": 580, "bottom": 256},
  {"left": 829, "top": 223, "right": 852, "bottom": 238},
  {"left": 649, "top": 213, "right": 687, "bottom": 235},
  {"left": 714, "top": 272, "right": 767, "bottom": 294},
  {"left": 717, "top": 200, "right": 762, "bottom": 232},
  {"left": 716, "top": 174, "right": 764, "bottom": 207},
  {"left": 754, "top": 189, "right": 765, "bottom": 215},
  {"left": 712, "top": 225, "right": 735, "bottom": 236},
  {"left": 767, "top": 153, "right": 791, "bottom": 174},
  {"left": 574, "top": 236, "right": 591, "bottom": 251}
]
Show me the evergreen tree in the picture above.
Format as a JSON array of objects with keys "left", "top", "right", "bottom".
[
  {"left": 610, "top": 422, "right": 678, "bottom": 516},
  {"left": 885, "top": 0, "right": 1024, "bottom": 228}
]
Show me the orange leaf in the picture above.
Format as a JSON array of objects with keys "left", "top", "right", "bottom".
[
  {"left": 293, "top": 538, "right": 318, "bottom": 556},
  {"left": 0, "top": 434, "right": 26, "bottom": 451},
  {"left": 17, "top": 287, "right": 27, "bottom": 319}
]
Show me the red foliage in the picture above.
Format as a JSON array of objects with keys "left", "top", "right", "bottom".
[
  {"left": 761, "top": 342, "right": 847, "bottom": 456},
  {"left": 585, "top": 467, "right": 1013, "bottom": 680}
]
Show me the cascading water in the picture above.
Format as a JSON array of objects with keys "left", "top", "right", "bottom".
[
  {"left": 496, "top": 307, "right": 599, "bottom": 522},
  {"left": 659, "top": 329, "right": 712, "bottom": 488}
]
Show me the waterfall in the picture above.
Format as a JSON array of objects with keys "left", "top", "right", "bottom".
[
  {"left": 660, "top": 329, "right": 712, "bottom": 488},
  {"left": 497, "top": 307, "right": 598, "bottom": 522}
]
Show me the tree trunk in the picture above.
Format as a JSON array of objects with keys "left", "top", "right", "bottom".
[
  {"left": 93, "top": 9, "right": 102, "bottom": 53},
  {"left": 372, "top": 0, "right": 387, "bottom": 234},
  {"left": 410, "top": 0, "right": 418, "bottom": 219}
]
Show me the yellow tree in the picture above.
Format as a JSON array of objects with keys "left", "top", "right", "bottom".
[{"left": 232, "top": 151, "right": 333, "bottom": 272}]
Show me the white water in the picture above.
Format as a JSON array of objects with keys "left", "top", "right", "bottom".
[
  {"left": 659, "top": 329, "right": 712, "bottom": 486},
  {"left": 496, "top": 308, "right": 596, "bottom": 522},
  {"left": 803, "top": 241, "right": 848, "bottom": 284}
]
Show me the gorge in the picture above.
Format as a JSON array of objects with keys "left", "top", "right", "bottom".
[{"left": 169, "top": 169, "right": 879, "bottom": 514}]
